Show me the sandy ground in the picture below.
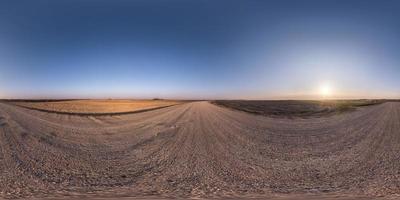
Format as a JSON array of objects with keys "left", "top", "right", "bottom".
[
  {"left": 11, "top": 100, "right": 181, "bottom": 114},
  {"left": 0, "top": 101, "right": 399, "bottom": 199}
]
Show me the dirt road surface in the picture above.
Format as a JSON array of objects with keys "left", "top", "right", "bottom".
[{"left": 0, "top": 101, "right": 399, "bottom": 199}]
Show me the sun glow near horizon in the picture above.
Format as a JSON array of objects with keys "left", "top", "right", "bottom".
[
  {"left": 319, "top": 82, "right": 334, "bottom": 99},
  {"left": 0, "top": 1, "right": 399, "bottom": 100}
]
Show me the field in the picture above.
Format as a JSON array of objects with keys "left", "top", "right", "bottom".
[
  {"left": 213, "top": 99, "right": 385, "bottom": 118},
  {"left": 0, "top": 100, "right": 399, "bottom": 199},
  {"left": 9, "top": 99, "right": 182, "bottom": 115}
]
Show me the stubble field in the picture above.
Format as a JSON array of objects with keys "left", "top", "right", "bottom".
[
  {"left": 0, "top": 99, "right": 399, "bottom": 199},
  {"left": 9, "top": 99, "right": 182, "bottom": 115}
]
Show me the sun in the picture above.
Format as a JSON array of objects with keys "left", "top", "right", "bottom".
[{"left": 319, "top": 83, "right": 333, "bottom": 98}]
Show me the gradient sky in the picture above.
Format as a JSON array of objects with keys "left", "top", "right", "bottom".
[{"left": 0, "top": 0, "right": 399, "bottom": 99}]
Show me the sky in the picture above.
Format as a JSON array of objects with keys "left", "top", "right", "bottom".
[{"left": 0, "top": 0, "right": 399, "bottom": 99}]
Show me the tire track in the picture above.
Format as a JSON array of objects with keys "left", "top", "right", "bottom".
[{"left": 0, "top": 101, "right": 399, "bottom": 199}]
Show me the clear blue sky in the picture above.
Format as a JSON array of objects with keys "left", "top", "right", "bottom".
[{"left": 0, "top": 0, "right": 399, "bottom": 99}]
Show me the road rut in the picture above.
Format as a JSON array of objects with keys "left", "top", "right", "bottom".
[{"left": 0, "top": 101, "right": 399, "bottom": 199}]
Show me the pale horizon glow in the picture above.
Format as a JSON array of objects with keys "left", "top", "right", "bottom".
[
  {"left": 0, "top": 1, "right": 399, "bottom": 100},
  {"left": 319, "top": 82, "right": 333, "bottom": 99}
]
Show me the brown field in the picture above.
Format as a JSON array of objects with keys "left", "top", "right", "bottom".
[
  {"left": 213, "top": 99, "right": 385, "bottom": 118},
  {"left": 9, "top": 99, "right": 183, "bottom": 115},
  {"left": 0, "top": 100, "right": 399, "bottom": 199}
]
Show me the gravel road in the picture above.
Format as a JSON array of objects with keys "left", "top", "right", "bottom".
[{"left": 0, "top": 101, "right": 399, "bottom": 199}]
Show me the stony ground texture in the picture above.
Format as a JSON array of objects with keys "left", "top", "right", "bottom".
[{"left": 0, "top": 101, "right": 399, "bottom": 199}]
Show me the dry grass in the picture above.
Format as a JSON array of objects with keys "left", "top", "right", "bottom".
[
  {"left": 1, "top": 101, "right": 400, "bottom": 198},
  {"left": 213, "top": 99, "right": 386, "bottom": 118},
  {"left": 11, "top": 99, "right": 183, "bottom": 114}
]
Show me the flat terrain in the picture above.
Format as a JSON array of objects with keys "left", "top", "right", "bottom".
[
  {"left": 10, "top": 100, "right": 182, "bottom": 115},
  {"left": 213, "top": 100, "right": 385, "bottom": 118},
  {"left": 0, "top": 101, "right": 399, "bottom": 199}
]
